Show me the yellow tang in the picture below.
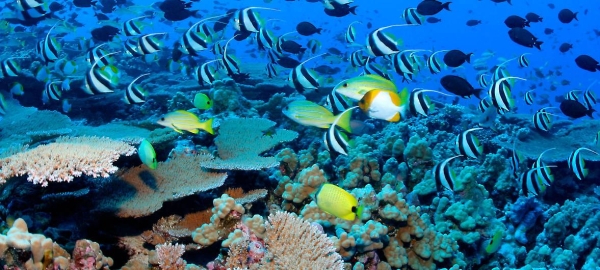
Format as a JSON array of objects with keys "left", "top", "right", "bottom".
[
  {"left": 358, "top": 88, "right": 409, "bottom": 122},
  {"left": 282, "top": 100, "right": 352, "bottom": 133},
  {"left": 157, "top": 110, "right": 214, "bottom": 135},
  {"left": 334, "top": 74, "right": 398, "bottom": 101},
  {"left": 315, "top": 183, "right": 363, "bottom": 221},
  {"left": 193, "top": 93, "right": 213, "bottom": 110},
  {"left": 138, "top": 139, "right": 157, "bottom": 169}
]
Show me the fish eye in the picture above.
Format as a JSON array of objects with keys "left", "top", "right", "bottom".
[
  {"left": 343, "top": 83, "right": 348, "bottom": 87},
  {"left": 207, "top": 101, "right": 211, "bottom": 104},
  {"left": 351, "top": 206, "right": 357, "bottom": 213},
  {"left": 160, "top": 117, "right": 165, "bottom": 121}
]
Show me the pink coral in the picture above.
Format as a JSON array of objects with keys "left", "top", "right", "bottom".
[{"left": 155, "top": 243, "right": 186, "bottom": 270}]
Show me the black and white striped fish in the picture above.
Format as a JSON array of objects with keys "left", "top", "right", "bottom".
[
  {"left": 401, "top": 7, "right": 425, "bottom": 25},
  {"left": 288, "top": 53, "right": 324, "bottom": 93},
  {"left": 266, "top": 62, "right": 278, "bottom": 78},
  {"left": 531, "top": 148, "right": 555, "bottom": 186},
  {"left": 456, "top": 128, "right": 484, "bottom": 158},
  {"left": 41, "top": 23, "right": 61, "bottom": 63},
  {"left": 178, "top": 15, "right": 225, "bottom": 56},
  {"left": 194, "top": 59, "right": 220, "bottom": 86},
  {"left": 124, "top": 39, "right": 144, "bottom": 57},
  {"left": 325, "top": 90, "right": 352, "bottom": 115},
  {"left": 392, "top": 50, "right": 417, "bottom": 76},
  {"left": 87, "top": 44, "right": 114, "bottom": 67},
  {"left": 478, "top": 97, "right": 492, "bottom": 113},
  {"left": 491, "top": 65, "right": 510, "bottom": 83},
  {"left": 222, "top": 35, "right": 241, "bottom": 76},
  {"left": 427, "top": 50, "right": 447, "bottom": 74},
  {"left": 363, "top": 57, "right": 391, "bottom": 80},
  {"left": 137, "top": 33, "right": 165, "bottom": 55},
  {"left": 568, "top": 147, "right": 599, "bottom": 180},
  {"left": 488, "top": 76, "right": 525, "bottom": 113},
  {"left": 234, "top": 7, "right": 279, "bottom": 33},
  {"left": 257, "top": 26, "right": 277, "bottom": 51},
  {"left": 510, "top": 141, "right": 525, "bottom": 178},
  {"left": 524, "top": 90, "right": 534, "bottom": 105},
  {"left": 323, "top": 107, "right": 355, "bottom": 156},
  {"left": 366, "top": 24, "right": 413, "bottom": 57},
  {"left": 211, "top": 41, "right": 224, "bottom": 55},
  {"left": 43, "top": 81, "right": 61, "bottom": 102},
  {"left": 266, "top": 48, "right": 282, "bottom": 64},
  {"left": 345, "top": 21, "right": 360, "bottom": 44},
  {"left": 532, "top": 110, "right": 555, "bottom": 132},
  {"left": 518, "top": 53, "right": 530, "bottom": 68},
  {"left": 122, "top": 16, "right": 148, "bottom": 36},
  {"left": 565, "top": 90, "right": 580, "bottom": 101},
  {"left": 519, "top": 167, "right": 547, "bottom": 197},
  {"left": 0, "top": 58, "right": 21, "bottom": 78},
  {"left": 409, "top": 89, "right": 453, "bottom": 117},
  {"left": 350, "top": 50, "right": 367, "bottom": 67},
  {"left": 477, "top": 73, "right": 488, "bottom": 88},
  {"left": 433, "top": 155, "right": 462, "bottom": 192},
  {"left": 124, "top": 73, "right": 149, "bottom": 104},
  {"left": 583, "top": 90, "right": 597, "bottom": 109},
  {"left": 83, "top": 52, "right": 120, "bottom": 95}
]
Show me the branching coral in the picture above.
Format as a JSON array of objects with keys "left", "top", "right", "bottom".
[{"left": 259, "top": 212, "right": 344, "bottom": 270}]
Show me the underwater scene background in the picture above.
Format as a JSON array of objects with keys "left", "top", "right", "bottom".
[{"left": 0, "top": 0, "right": 599, "bottom": 269}]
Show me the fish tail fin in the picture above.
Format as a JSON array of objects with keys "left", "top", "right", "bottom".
[
  {"left": 506, "top": 0, "right": 512, "bottom": 4},
  {"left": 355, "top": 205, "right": 364, "bottom": 220},
  {"left": 349, "top": 6, "right": 358, "bottom": 15},
  {"left": 317, "top": 28, "right": 323, "bottom": 34},
  {"left": 534, "top": 41, "right": 543, "bottom": 50},
  {"left": 539, "top": 17, "right": 543, "bottom": 22},
  {"left": 525, "top": 21, "right": 530, "bottom": 27},
  {"left": 334, "top": 109, "right": 353, "bottom": 133},
  {"left": 443, "top": 2, "right": 451, "bottom": 11},
  {"left": 474, "top": 88, "right": 483, "bottom": 99},
  {"left": 201, "top": 118, "right": 215, "bottom": 135},
  {"left": 573, "top": 12, "right": 578, "bottom": 21},
  {"left": 588, "top": 109, "right": 595, "bottom": 119},
  {"left": 596, "top": 64, "right": 600, "bottom": 71},
  {"left": 465, "top": 52, "right": 473, "bottom": 63}
]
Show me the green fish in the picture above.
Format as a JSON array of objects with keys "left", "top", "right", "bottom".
[
  {"left": 334, "top": 74, "right": 398, "bottom": 101},
  {"left": 138, "top": 139, "right": 157, "bottom": 169},
  {"left": 157, "top": 110, "right": 214, "bottom": 135},
  {"left": 484, "top": 229, "right": 503, "bottom": 255},
  {"left": 193, "top": 93, "right": 213, "bottom": 110}
]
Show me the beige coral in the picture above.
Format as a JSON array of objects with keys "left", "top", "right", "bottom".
[
  {"left": 260, "top": 212, "right": 344, "bottom": 270},
  {"left": 0, "top": 136, "right": 135, "bottom": 186}
]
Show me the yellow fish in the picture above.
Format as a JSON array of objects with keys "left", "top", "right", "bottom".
[
  {"left": 138, "top": 139, "right": 157, "bottom": 169},
  {"left": 157, "top": 110, "right": 214, "bottom": 135},
  {"left": 315, "top": 183, "right": 363, "bottom": 221},
  {"left": 334, "top": 74, "right": 398, "bottom": 101},
  {"left": 283, "top": 100, "right": 352, "bottom": 133},
  {"left": 358, "top": 88, "right": 409, "bottom": 122}
]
